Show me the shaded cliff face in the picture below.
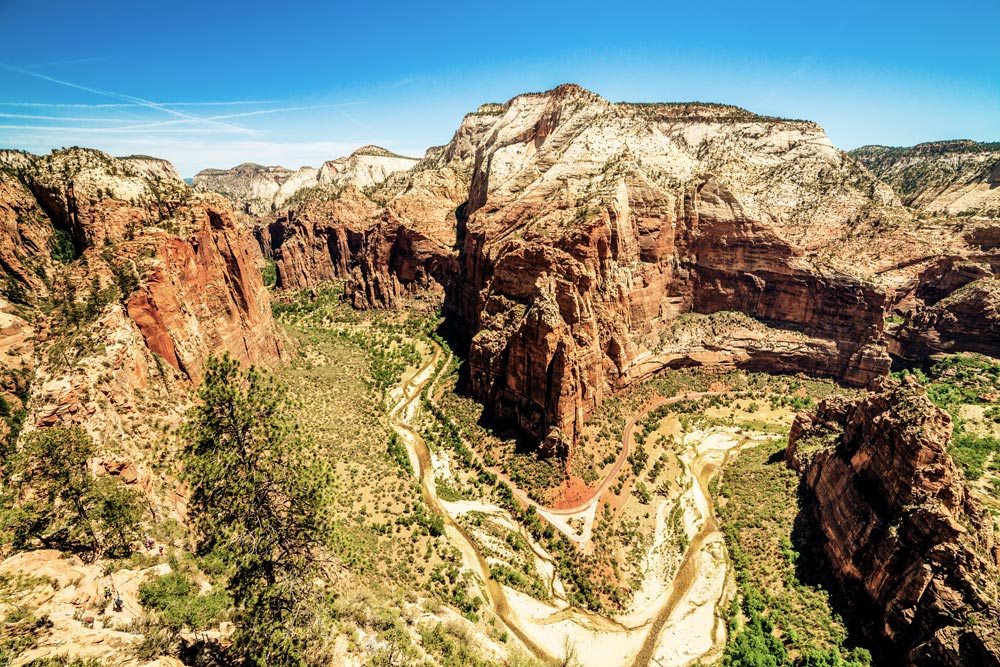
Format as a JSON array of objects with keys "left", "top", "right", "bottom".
[
  {"left": 193, "top": 145, "right": 419, "bottom": 215},
  {"left": 257, "top": 84, "right": 998, "bottom": 452},
  {"left": 449, "top": 84, "right": 904, "bottom": 446},
  {"left": 0, "top": 148, "right": 283, "bottom": 454},
  {"left": 786, "top": 378, "right": 1000, "bottom": 666},
  {"left": 851, "top": 140, "right": 1000, "bottom": 217}
]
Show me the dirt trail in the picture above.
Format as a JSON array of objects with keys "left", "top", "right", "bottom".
[
  {"left": 388, "top": 350, "right": 560, "bottom": 665},
  {"left": 429, "top": 349, "right": 723, "bottom": 544},
  {"left": 396, "top": 344, "right": 746, "bottom": 666}
]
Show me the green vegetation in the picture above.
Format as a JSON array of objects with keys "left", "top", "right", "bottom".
[
  {"left": 418, "top": 621, "right": 497, "bottom": 667},
  {"left": 261, "top": 258, "right": 277, "bottom": 287},
  {"left": 387, "top": 432, "right": 412, "bottom": 474},
  {"left": 896, "top": 353, "right": 1000, "bottom": 480},
  {"left": 0, "top": 370, "right": 30, "bottom": 459},
  {"left": 48, "top": 228, "right": 76, "bottom": 263},
  {"left": 0, "top": 427, "right": 143, "bottom": 560},
  {"left": 718, "top": 439, "right": 872, "bottom": 666},
  {"left": 138, "top": 563, "right": 231, "bottom": 631},
  {"left": 181, "top": 354, "right": 329, "bottom": 665}
]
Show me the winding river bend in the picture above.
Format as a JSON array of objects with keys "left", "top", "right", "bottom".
[{"left": 388, "top": 343, "right": 745, "bottom": 666}]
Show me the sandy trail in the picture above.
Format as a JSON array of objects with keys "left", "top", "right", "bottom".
[
  {"left": 393, "top": 343, "right": 750, "bottom": 666},
  {"left": 389, "top": 350, "right": 560, "bottom": 665}
]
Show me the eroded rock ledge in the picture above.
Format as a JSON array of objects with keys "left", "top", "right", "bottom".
[{"left": 786, "top": 378, "right": 1000, "bottom": 666}]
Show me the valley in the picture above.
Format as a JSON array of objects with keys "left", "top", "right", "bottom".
[{"left": 0, "top": 82, "right": 998, "bottom": 667}]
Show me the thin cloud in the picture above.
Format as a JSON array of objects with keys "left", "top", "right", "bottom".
[
  {"left": 0, "top": 63, "right": 254, "bottom": 135},
  {"left": 0, "top": 100, "right": 277, "bottom": 109}
]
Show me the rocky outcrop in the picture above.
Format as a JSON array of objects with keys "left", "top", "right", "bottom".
[
  {"left": 124, "top": 196, "right": 283, "bottom": 382},
  {"left": 0, "top": 549, "right": 184, "bottom": 666},
  {"left": 852, "top": 140, "right": 1000, "bottom": 218},
  {"left": 446, "top": 84, "right": 901, "bottom": 446},
  {"left": 194, "top": 145, "right": 418, "bottom": 215},
  {"left": 318, "top": 145, "right": 421, "bottom": 192},
  {"left": 786, "top": 378, "right": 1000, "bottom": 666},
  {"left": 9, "top": 147, "right": 189, "bottom": 249},
  {"left": 0, "top": 148, "right": 284, "bottom": 453},
  {"left": 886, "top": 249, "right": 1000, "bottom": 360},
  {"left": 892, "top": 278, "right": 1000, "bottom": 359}
]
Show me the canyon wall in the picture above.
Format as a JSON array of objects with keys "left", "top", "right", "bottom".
[
  {"left": 786, "top": 378, "right": 1000, "bottom": 666},
  {"left": 248, "top": 85, "right": 1000, "bottom": 452},
  {"left": 0, "top": 148, "right": 283, "bottom": 454}
]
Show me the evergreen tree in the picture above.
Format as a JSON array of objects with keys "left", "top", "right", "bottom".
[
  {"left": 0, "top": 426, "right": 142, "bottom": 559},
  {"left": 181, "top": 354, "right": 327, "bottom": 665}
]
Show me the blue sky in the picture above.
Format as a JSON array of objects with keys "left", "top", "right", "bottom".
[{"left": 1, "top": 0, "right": 997, "bottom": 176}]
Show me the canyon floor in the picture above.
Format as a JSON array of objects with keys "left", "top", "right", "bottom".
[{"left": 3, "top": 281, "right": 998, "bottom": 666}]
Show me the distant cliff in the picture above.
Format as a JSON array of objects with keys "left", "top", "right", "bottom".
[
  {"left": 192, "top": 145, "right": 418, "bottom": 215},
  {"left": 851, "top": 140, "right": 1000, "bottom": 217}
]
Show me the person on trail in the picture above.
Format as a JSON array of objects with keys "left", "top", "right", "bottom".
[{"left": 113, "top": 597, "right": 124, "bottom": 612}]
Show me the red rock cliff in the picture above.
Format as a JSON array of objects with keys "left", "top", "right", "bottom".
[
  {"left": 125, "top": 199, "right": 283, "bottom": 382},
  {"left": 786, "top": 378, "right": 1000, "bottom": 666}
]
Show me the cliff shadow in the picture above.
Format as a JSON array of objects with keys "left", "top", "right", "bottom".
[
  {"left": 432, "top": 316, "right": 553, "bottom": 458},
  {"left": 792, "top": 481, "right": 891, "bottom": 665}
]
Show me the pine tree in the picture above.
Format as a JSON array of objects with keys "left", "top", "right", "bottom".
[
  {"left": 181, "top": 354, "right": 327, "bottom": 665},
  {"left": 0, "top": 426, "right": 142, "bottom": 559}
]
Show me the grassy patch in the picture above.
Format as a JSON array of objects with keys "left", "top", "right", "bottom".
[
  {"left": 717, "top": 439, "right": 872, "bottom": 665},
  {"left": 897, "top": 353, "right": 1000, "bottom": 481}
]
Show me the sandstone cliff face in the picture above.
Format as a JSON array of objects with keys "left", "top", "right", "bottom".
[
  {"left": 449, "top": 84, "right": 901, "bottom": 446},
  {"left": 852, "top": 141, "right": 1000, "bottom": 218},
  {"left": 258, "top": 116, "right": 496, "bottom": 300},
  {"left": 193, "top": 145, "right": 419, "bottom": 215},
  {"left": 786, "top": 378, "right": 1000, "bottom": 666},
  {"left": 0, "top": 148, "right": 283, "bottom": 456}
]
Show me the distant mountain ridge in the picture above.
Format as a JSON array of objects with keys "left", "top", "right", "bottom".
[
  {"left": 192, "top": 145, "right": 419, "bottom": 215},
  {"left": 851, "top": 140, "right": 1000, "bottom": 217}
]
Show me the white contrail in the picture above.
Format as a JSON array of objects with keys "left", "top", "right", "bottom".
[
  {"left": 110, "top": 103, "right": 366, "bottom": 130},
  {"left": 0, "top": 124, "right": 242, "bottom": 134},
  {"left": 0, "top": 63, "right": 255, "bottom": 134},
  {"left": 0, "top": 103, "right": 366, "bottom": 133},
  {"left": 0, "top": 100, "right": 277, "bottom": 108},
  {"left": 0, "top": 112, "right": 142, "bottom": 122}
]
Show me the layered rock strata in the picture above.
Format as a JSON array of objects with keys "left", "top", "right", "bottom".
[{"left": 786, "top": 378, "right": 1000, "bottom": 666}]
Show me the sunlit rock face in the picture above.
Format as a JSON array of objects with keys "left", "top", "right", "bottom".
[{"left": 787, "top": 378, "right": 1000, "bottom": 667}]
